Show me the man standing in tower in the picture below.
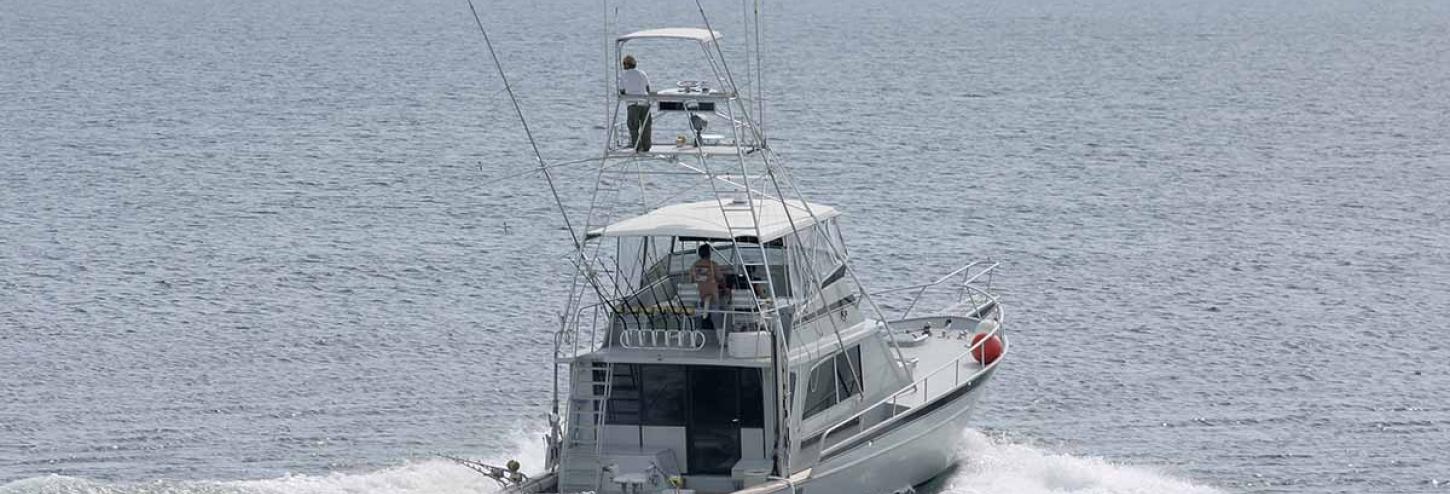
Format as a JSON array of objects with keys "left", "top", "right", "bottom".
[{"left": 619, "top": 55, "right": 652, "bottom": 153}]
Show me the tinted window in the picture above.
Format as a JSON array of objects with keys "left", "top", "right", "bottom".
[
  {"left": 687, "top": 366, "right": 742, "bottom": 474},
  {"left": 803, "top": 359, "right": 837, "bottom": 417},
  {"left": 739, "top": 368, "right": 765, "bottom": 428},
  {"left": 607, "top": 364, "right": 642, "bottom": 425},
  {"left": 641, "top": 365, "right": 687, "bottom": 426},
  {"left": 803, "top": 345, "right": 862, "bottom": 419},
  {"left": 835, "top": 346, "right": 862, "bottom": 399}
]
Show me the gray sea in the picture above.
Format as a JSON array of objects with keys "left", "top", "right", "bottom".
[{"left": 3, "top": 0, "right": 1448, "bottom": 492}]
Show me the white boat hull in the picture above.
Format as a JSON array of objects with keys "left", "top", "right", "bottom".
[
  {"left": 518, "top": 367, "right": 998, "bottom": 494},
  {"left": 778, "top": 368, "right": 993, "bottom": 494}
]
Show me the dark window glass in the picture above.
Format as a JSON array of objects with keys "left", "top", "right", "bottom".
[
  {"left": 687, "top": 426, "right": 740, "bottom": 474},
  {"left": 739, "top": 368, "right": 765, "bottom": 428},
  {"left": 688, "top": 367, "right": 740, "bottom": 425},
  {"left": 835, "top": 346, "right": 862, "bottom": 399},
  {"left": 687, "top": 366, "right": 743, "bottom": 474},
  {"left": 607, "top": 364, "right": 641, "bottom": 425},
  {"left": 641, "top": 365, "right": 687, "bottom": 426},
  {"left": 803, "top": 359, "right": 837, "bottom": 418}
]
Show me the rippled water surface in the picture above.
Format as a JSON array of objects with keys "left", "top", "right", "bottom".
[{"left": 3, "top": 0, "right": 1448, "bottom": 493}]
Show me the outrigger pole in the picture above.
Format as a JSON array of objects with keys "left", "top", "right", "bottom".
[
  {"left": 465, "top": 0, "right": 582, "bottom": 251},
  {"left": 464, "top": 0, "right": 616, "bottom": 472}
]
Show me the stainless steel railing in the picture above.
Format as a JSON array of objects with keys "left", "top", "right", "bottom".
[
  {"left": 871, "top": 260, "right": 999, "bottom": 320},
  {"left": 618, "top": 329, "right": 708, "bottom": 351},
  {"left": 560, "top": 274, "right": 774, "bottom": 358},
  {"left": 816, "top": 283, "right": 1006, "bottom": 460}
]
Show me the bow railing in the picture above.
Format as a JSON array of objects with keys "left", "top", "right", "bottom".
[{"left": 871, "top": 260, "right": 999, "bottom": 321}]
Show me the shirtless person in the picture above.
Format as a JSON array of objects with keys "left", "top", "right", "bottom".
[{"left": 690, "top": 244, "right": 730, "bottom": 329}]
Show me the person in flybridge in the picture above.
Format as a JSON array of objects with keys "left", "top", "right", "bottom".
[
  {"left": 691, "top": 244, "right": 731, "bottom": 330},
  {"left": 619, "top": 54, "right": 652, "bottom": 152}
]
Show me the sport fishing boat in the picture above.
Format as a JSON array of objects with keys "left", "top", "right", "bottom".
[{"left": 463, "top": 12, "right": 1008, "bottom": 494}]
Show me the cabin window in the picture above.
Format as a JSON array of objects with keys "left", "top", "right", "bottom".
[
  {"left": 641, "top": 364, "right": 688, "bottom": 426},
  {"left": 607, "top": 364, "right": 763, "bottom": 429},
  {"left": 605, "top": 364, "right": 686, "bottom": 426},
  {"left": 835, "top": 346, "right": 862, "bottom": 398},
  {"left": 803, "top": 345, "right": 863, "bottom": 419},
  {"left": 607, "top": 364, "right": 642, "bottom": 425},
  {"left": 803, "top": 360, "right": 837, "bottom": 417},
  {"left": 739, "top": 368, "right": 765, "bottom": 428}
]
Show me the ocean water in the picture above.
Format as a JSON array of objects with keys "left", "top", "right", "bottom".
[{"left": 3, "top": 0, "right": 1448, "bottom": 493}]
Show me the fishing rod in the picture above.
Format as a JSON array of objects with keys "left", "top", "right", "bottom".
[
  {"left": 462, "top": 2, "right": 624, "bottom": 473},
  {"left": 465, "top": 0, "right": 582, "bottom": 251}
]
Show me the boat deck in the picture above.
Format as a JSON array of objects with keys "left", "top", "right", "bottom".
[
  {"left": 891, "top": 329, "right": 987, "bottom": 409},
  {"left": 793, "top": 315, "right": 1002, "bottom": 463}
]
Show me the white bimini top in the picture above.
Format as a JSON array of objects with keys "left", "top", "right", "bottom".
[
  {"left": 616, "top": 28, "right": 722, "bottom": 43},
  {"left": 588, "top": 199, "right": 840, "bottom": 242}
]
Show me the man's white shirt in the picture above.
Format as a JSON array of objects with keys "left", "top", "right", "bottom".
[{"left": 619, "top": 68, "right": 650, "bottom": 102}]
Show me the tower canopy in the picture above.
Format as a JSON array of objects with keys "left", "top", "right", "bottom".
[
  {"left": 587, "top": 199, "right": 840, "bottom": 242},
  {"left": 617, "top": 27, "right": 722, "bottom": 43}
]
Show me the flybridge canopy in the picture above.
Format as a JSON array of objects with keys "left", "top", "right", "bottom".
[
  {"left": 588, "top": 199, "right": 840, "bottom": 242},
  {"left": 617, "top": 28, "right": 722, "bottom": 43}
]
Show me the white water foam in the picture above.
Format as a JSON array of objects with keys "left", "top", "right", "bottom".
[
  {"left": 2, "top": 429, "right": 1219, "bottom": 494},
  {"left": 0, "top": 432, "right": 547, "bottom": 494},
  {"left": 938, "top": 430, "right": 1222, "bottom": 494}
]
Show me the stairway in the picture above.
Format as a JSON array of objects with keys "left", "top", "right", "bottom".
[{"left": 560, "top": 359, "right": 617, "bottom": 493}]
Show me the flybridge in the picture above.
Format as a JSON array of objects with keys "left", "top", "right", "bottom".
[{"left": 600, "top": 26, "right": 766, "bottom": 160}]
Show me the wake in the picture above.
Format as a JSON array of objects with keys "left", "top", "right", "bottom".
[
  {"left": 1, "top": 430, "right": 1218, "bottom": 494},
  {"left": 937, "top": 430, "right": 1222, "bottom": 494}
]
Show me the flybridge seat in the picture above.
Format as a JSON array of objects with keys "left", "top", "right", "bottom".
[{"left": 586, "top": 199, "right": 840, "bottom": 243}]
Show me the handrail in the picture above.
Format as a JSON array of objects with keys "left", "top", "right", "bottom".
[
  {"left": 816, "top": 285, "right": 1005, "bottom": 458},
  {"left": 561, "top": 273, "right": 779, "bottom": 358},
  {"left": 561, "top": 274, "right": 677, "bottom": 356},
  {"left": 629, "top": 91, "right": 739, "bottom": 102},
  {"left": 619, "top": 329, "right": 708, "bottom": 350},
  {"left": 869, "top": 260, "right": 985, "bottom": 295},
  {"left": 870, "top": 260, "right": 998, "bottom": 320}
]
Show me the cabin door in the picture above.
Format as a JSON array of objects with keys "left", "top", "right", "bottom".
[{"left": 686, "top": 367, "right": 741, "bottom": 474}]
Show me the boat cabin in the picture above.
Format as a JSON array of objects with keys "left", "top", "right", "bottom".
[{"left": 559, "top": 197, "right": 910, "bottom": 493}]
